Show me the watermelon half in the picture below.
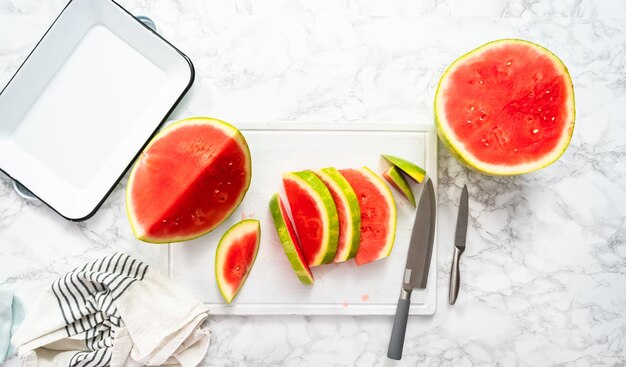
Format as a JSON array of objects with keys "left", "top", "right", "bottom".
[
  {"left": 339, "top": 167, "right": 397, "bottom": 266},
  {"left": 126, "top": 117, "right": 252, "bottom": 243},
  {"left": 314, "top": 167, "right": 361, "bottom": 263},
  {"left": 215, "top": 219, "right": 260, "bottom": 304},
  {"left": 269, "top": 194, "right": 314, "bottom": 285},
  {"left": 435, "top": 39, "right": 575, "bottom": 175},
  {"left": 282, "top": 171, "right": 339, "bottom": 266}
]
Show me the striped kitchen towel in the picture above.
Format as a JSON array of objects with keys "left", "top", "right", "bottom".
[{"left": 11, "top": 253, "right": 210, "bottom": 367}]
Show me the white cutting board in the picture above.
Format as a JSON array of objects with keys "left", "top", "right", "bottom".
[{"left": 158, "top": 123, "right": 437, "bottom": 315}]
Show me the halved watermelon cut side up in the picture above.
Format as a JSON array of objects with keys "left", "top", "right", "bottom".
[
  {"left": 382, "top": 154, "right": 426, "bottom": 183},
  {"left": 382, "top": 165, "right": 416, "bottom": 207},
  {"left": 339, "top": 167, "right": 397, "bottom": 266},
  {"left": 215, "top": 219, "right": 261, "bottom": 304},
  {"left": 126, "top": 117, "right": 251, "bottom": 243},
  {"left": 435, "top": 39, "right": 575, "bottom": 175},
  {"left": 269, "top": 194, "right": 314, "bottom": 285},
  {"left": 314, "top": 167, "right": 361, "bottom": 263},
  {"left": 282, "top": 171, "right": 339, "bottom": 266}
]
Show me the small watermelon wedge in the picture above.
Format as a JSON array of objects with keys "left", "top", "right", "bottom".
[
  {"left": 339, "top": 167, "right": 397, "bottom": 266},
  {"left": 382, "top": 154, "right": 426, "bottom": 183},
  {"left": 282, "top": 171, "right": 339, "bottom": 266},
  {"left": 269, "top": 194, "right": 314, "bottom": 285},
  {"left": 215, "top": 219, "right": 260, "bottom": 304},
  {"left": 314, "top": 167, "right": 360, "bottom": 263},
  {"left": 434, "top": 39, "right": 575, "bottom": 175},
  {"left": 382, "top": 166, "right": 416, "bottom": 207}
]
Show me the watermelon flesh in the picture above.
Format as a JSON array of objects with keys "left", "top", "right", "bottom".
[
  {"left": 435, "top": 39, "right": 575, "bottom": 175},
  {"left": 282, "top": 171, "right": 339, "bottom": 266},
  {"left": 215, "top": 219, "right": 260, "bottom": 304},
  {"left": 269, "top": 194, "right": 314, "bottom": 285},
  {"left": 339, "top": 167, "right": 396, "bottom": 266},
  {"left": 126, "top": 117, "right": 251, "bottom": 243}
]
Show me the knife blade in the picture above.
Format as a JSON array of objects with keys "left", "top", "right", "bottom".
[
  {"left": 387, "top": 177, "right": 436, "bottom": 360},
  {"left": 403, "top": 177, "right": 436, "bottom": 291},
  {"left": 449, "top": 184, "right": 468, "bottom": 305}
]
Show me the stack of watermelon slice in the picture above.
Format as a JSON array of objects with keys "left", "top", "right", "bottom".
[{"left": 270, "top": 166, "right": 397, "bottom": 284}]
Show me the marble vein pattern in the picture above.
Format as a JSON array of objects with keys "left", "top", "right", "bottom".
[{"left": 1, "top": 0, "right": 625, "bottom": 366}]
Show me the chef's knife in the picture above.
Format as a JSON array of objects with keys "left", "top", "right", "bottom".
[
  {"left": 387, "top": 177, "right": 436, "bottom": 360},
  {"left": 449, "top": 184, "right": 468, "bottom": 305}
]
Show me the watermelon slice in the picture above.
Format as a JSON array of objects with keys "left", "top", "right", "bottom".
[
  {"left": 215, "top": 219, "right": 260, "bottom": 304},
  {"left": 314, "top": 167, "right": 360, "bottom": 262},
  {"left": 382, "top": 154, "right": 426, "bottom": 183},
  {"left": 126, "top": 117, "right": 252, "bottom": 243},
  {"left": 339, "top": 167, "right": 397, "bottom": 266},
  {"left": 269, "top": 194, "right": 314, "bottom": 285},
  {"left": 382, "top": 166, "right": 416, "bottom": 207},
  {"left": 435, "top": 39, "right": 575, "bottom": 175},
  {"left": 282, "top": 171, "right": 339, "bottom": 266}
]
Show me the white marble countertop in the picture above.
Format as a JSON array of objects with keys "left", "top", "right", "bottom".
[{"left": 1, "top": 0, "right": 625, "bottom": 365}]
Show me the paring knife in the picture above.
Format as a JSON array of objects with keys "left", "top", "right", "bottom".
[
  {"left": 449, "top": 184, "right": 468, "bottom": 305},
  {"left": 387, "top": 177, "right": 436, "bottom": 360}
]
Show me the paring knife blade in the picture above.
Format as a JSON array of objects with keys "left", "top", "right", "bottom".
[
  {"left": 449, "top": 184, "right": 468, "bottom": 305},
  {"left": 454, "top": 185, "right": 468, "bottom": 250},
  {"left": 387, "top": 177, "right": 436, "bottom": 360}
]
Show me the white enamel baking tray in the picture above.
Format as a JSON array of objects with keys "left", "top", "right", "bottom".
[
  {"left": 159, "top": 123, "right": 438, "bottom": 315},
  {"left": 0, "top": 0, "right": 194, "bottom": 220}
]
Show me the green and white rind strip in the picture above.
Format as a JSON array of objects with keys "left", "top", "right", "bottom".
[
  {"left": 269, "top": 194, "right": 314, "bottom": 285},
  {"left": 215, "top": 219, "right": 261, "bottom": 303},
  {"left": 381, "top": 154, "right": 426, "bottom": 183},
  {"left": 434, "top": 38, "right": 576, "bottom": 175},
  {"left": 289, "top": 170, "right": 339, "bottom": 265},
  {"left": 360, "top": 167, "right": 397, "bottom": 259},
  {"left": 383, "top": 165, "right": 416, "bottom": 207},
  {"left": 314, "top": 167, "right": 361, "bottom": 262}
]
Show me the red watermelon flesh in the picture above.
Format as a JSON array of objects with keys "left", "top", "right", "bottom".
[
  {"left": 221, "top": 231, "right": 257, "bottom": 284},
  {"left": 127, "top": 117, "right": 251, "bottom": 243},
  {"left": 339, "top": 167, "right": 396, "bottom": 266},
  {"left": 269, "top": 194, "right": 314, "bottom": 284},
  {"left": 221, "top": 226, "right": 259, "bottom": 289},
  {"left": 279, "top": 199, "right": 309, "bottom": 270},
  {"left": 282, "top": 171, "right": 340, "bottom": 266},
  {"left": 283, "top": 178, "right": 322, "bottom": 265},
  {"left": 279, "top": 198, "right": 312, "bottom": 278},
  {"left": 436, "top": 39, "right": 575, "bottom": 174},
  {"left": 215, "top": 219, "right": 260, "bottom": 303}
]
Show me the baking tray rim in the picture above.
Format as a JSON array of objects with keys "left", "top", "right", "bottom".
[{"left": 0, "top": 0, "right": 196, "bottom": 222}]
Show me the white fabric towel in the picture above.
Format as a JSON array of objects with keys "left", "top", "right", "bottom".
[{"left": 11, "top": 253, "right": 210, "bottom": 367}]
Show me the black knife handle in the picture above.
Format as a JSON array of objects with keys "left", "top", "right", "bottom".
[
  {"left": 449, "top": 247, "right": 464, "bottom": 304},
  {"left": 387, "top": 290, "right": 411, "bottom": 360}
]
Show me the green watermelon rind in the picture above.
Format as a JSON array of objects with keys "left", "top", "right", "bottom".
[
  {"left": 434, "top": 38, "right": 576, "bottom": 176},
  {"left": 353, "top": 167, "right": 397, "bottom": 265},
  {"left": 126, "top": 117, "right": 252, "bottom": 244},
  {"left": 382, "top": 165, "right": 416, "bottom": 207},
  {"left": 215, "top": 219, "right": 261, "bottom": 304},
  {"left": 284, "top": 171, "right": 339, "bottom": 265},
  {"left": 314, "top": 167, "right": 361, "bottom": 262},
  {"left": 381, "top": 154, "right": 426, "bottom": 183},
  {"left": 269, "top": 194, "right": 314, "bottom": 285}
]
